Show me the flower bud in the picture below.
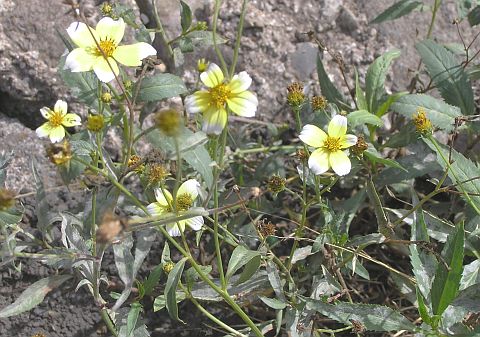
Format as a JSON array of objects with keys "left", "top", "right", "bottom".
[
  {"left": 101, "top": 92, "right": 113, "bottom": 104},
  {"left": 0, "top": 188, "right": 15, "bottom": 210},
  {"left": 101, "top": 2, "right": 114, "bottom": 17},
  {"left": 163, "top": 261, "right": 175, "bottom": 274},
  {"left": 287, "top": 82, "right": 305, "bottom": 107},
  {"left": 413, "top": 107, "right": 433, "bottom": 135},
  {"left": 154, "top": 109, "right": 181, "bottom": 137},
  {"left": 311, "top": 95, "right": 328, "bottom": 111},
  {"left": 128, "top": 155, "right": 145, "bottom": 174},
  {"left": 197, "top": 58, "right": 209, "bottom": 72},
  {"left": 195, "top": 21, "right": 208, "bottom": 31},
  {"left": 87, "top": 114, "right": 105, "bottom": 132}
]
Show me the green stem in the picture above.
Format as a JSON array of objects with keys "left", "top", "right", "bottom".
[
  {"left": 212, "top": 0, "right": 229, "bottom": 77},
  {"left": 229, "top": 0, "right": 248, "bottom": 78},
  {"left": 101, "top": 308, "right": 118, "bottom": 337},
  {"left": 426, "top": 0, "right": 442, "bottom": 39}
]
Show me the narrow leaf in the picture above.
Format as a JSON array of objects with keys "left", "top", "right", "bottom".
[
  {"left": 370, "top": 0, "right": 423, "bottom": 24},
  {"left": 468, "top": 5, "right": 480, "bottom": 26},
  {"left": 226, "top": 245, "right": 261, "bottom": 283},
  {"left": 164, "top": 257, "right": 187, "bottom": 321},
  {"left": 317, "top": 54, "right": 348, "bottom": 109},
  {"left": 180, "top": 1, "right": 193, "bottom": 33}
]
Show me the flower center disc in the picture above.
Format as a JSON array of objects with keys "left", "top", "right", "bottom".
[
  {"left": 209, "top": 84, "right": 230, "bottom": 108},
  {"left": 176, "top": 193, "right": 193, "bottom": 211},
  {"left": 49, "top": 111, "right": 64, "bottom": 127},
  {"left": 324, "top": 136, "right": 341, "bottom": 152},
  {"left": 97, "top": 39, "right": 116, "bottom": 57}
]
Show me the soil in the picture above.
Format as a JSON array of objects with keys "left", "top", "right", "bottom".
[{"left": 0, "top": 0, "right": 476, "bottom": 336}]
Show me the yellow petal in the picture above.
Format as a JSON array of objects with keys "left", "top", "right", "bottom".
[
  {"left": 340, "top": 134, "right": 357, "bottom": 149},
  {"left": 65, "top": 48, "right": 97, "bottom": 72},
  {"left": 66, "top": 22, "right": 98, "bottom": 48},
  {"left": 328, "top": 115, "right": 347, "bottom": 137},
  {"left": 329, "top": 150, "right": 351, "bottom": 176},
  {"left": 35, "top": 122, "right": 53, "bottom": 138},
  {"left": 227, "top": 71, "right": 252, "bottom": 94},
  {"left": 93, "top": 57, "right": 119, "bottom": 83},
  {"left": 299, "top": 125, "right": 327, "bottom": 148},
  {"left": 113, "top": 43, "right": 157, "bottom": 67},
  {"left": 96, "top": 17, "right": 125, "bottom": 45},
  {"left": 54, "top": 100, "right": 68, "bottom": 115},
  {"left": 185, "top": 91, "right": 211, "bottom": 114},
  {"left": 177, "top": 179, "right": 200, "bottom": 201},
  {"left": 166, "top": 221, "right": 186, "bottom": 237},
  {"left": 62, "top": 113, "right": 81, "bottom": 127},
  {"left": 200, "top": 63, "right": 224, "bottom": 88},
  {"left": 202, "top": 107, "right": 227, "bottom": 135},
  {"left": 308, "top": 148, "right": 330, "bottom": 175},
  {"left": 186, "top": 216, "right": 204, "bottom": 231},
  {"left": 49, "top": 126, "right": 66, "bottom": 143},
  {"left": 226, "top": 90, "right": 258, "bottom": 117}
]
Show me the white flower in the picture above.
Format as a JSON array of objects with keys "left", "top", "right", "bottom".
[
  {"left": 65, "top": 17, "right": 157, "bottom": 82},
  {"left": 147, "top": 179, "right": 204, "bottom": 237},
  {"left": 299, "top": 115, "right": 357, "bottom": 176},
  {"left": 185, "top": 63, "right": 258, "bottom": 135},
  {"left": 35, "top": 100, "right": 81, "bottom": 143}
]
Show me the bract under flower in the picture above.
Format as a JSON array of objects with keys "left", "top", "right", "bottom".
[
  {"left": 299, "top": 115, "right": 357, "bottom": 176},
  {"left": 35, "top": 100, "right": 81, "bottom": 143},
  {"left": 185, "top": 63, "right": 258, "bottom": 135},
  {"left": 65, "top": 17, "right": 157, "bottom": 82}
]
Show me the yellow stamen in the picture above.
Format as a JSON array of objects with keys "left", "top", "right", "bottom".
[
  {"left": 209, "top": 84, "right": 230, "bottom": 108},
  {"left": 324, "top": 136, "right": 341, "bottom": 152},
  {"left": 49, "top": 110, "right": 64, "bottom": 127},
  {"left": 97, "top": 39, "right": 116, "bottom": 57},
  {"left": 176, "top": 193, "right": 193, "bottom": 211}
]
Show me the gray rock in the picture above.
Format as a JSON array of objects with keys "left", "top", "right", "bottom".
[
  {"left": 290, "top": 42, "right": 318, "bottom": 79},
  {"left": 337, "top": 6, "right": 359, "bottom": 35}
]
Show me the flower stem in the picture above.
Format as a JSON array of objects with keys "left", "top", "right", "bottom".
[
  {"left": 212, "top": 0, "right": 229, "bottom": 77},
  {"left": 229, "top": 0, "right": 249, "bottom": 78}
]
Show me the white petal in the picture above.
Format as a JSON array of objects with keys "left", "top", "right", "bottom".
[
  {"left": 177, "top": 179, "right": 200, "bottom": 201},
  {"left": 62, "top": 113, "right": 81, "bottom": 127},
  {"left": 154, "top": 188, "right": 173, "bottom": 207},
  {"left": 185, "top": 91, "right": 210, "bottom": 114},
  {"left": 329, "top": 150, "right": 352, "bottom": 176},
  {"left": 54, "top": 100, "right": 68, "bottom": 115},
  {"left": 299, "top": 125, "right": 328, "bottom": 148},
  {"left": 96, "top": 17, "right": 125, "bottom": 45},
  {"left": 146, "top": 202, "right": 165, "bottom": 216},
  {"left": 66, "top": 21, "right": 98, "bottom": 48},
  {"left": 340, "top": 134, "right": 357, "bottom": 148},
  {"left": 200, "top": 63, "right": 224, "bottom": 88},
  {"left": 166, "top": 222, "right": 185, "bottom": 237},
  {"left": 328, "top": 115, "right": 347, "bottom": 137},
  {"left": 308, "top": 148, "right": 330, "bottom": 175},
  {"left": 228, "top": 71, "right": 252, "bottom": 94},
  {"left": 40, "top": 107, "right": 51, "bottom": 119},
  {"left": 36, "top": 123, "right": 53, "bottom": 138},
  {"left": 113, "top": 43, "right": 157, "bottom": 67},
  {"left": 226, "top": 91, "right": 258, "bottom": 117},
  {"left": 202, "top": 107, "right": 227, "bottom": 135},
  {"left": 186, "top": 216, "right": 204, "bottom": 231},
  {"left": 49, "top": 126, "right": 66, "bottom": 143},
  {"left": 65, "top": 48, "right": 97, "bottom": 72},
  {"left": 93, "top": 57, "right": 119, "bottom": 83}
]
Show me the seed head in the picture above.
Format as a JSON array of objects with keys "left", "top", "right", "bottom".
[
  {"left": 163, "top": 261, "right": 175, "bottom": 274},
  {"left": 296, "top": 148, "right": 308, "bottom": 162},
  {"left": 46, "top": 140, "right": 72, "bottom": 166},
  {"left": 101, "top": 2, "right": 114, "bottom": 17},
  {"left": 267, "top": 175, "right": 286, "bottom": 195},
  {"left": 413, "top": 107, "right": 433, "bottom": 135},
  {"left": 146, "top": 163, "right": 170, "bottom": 186},
  {"left": 101, "top": 92, "right": 112, "bottom": 104},
  {"left": 287, "top": 82, "right": 305, "bottom": 107},
  {"left": 123, "top": 79, "right": 133, "bottom": 91},
  {"left": 311, "top": 95, "right": 328, "bottom": 110},
  {"left": 195, "top": 21, "right": 208, "bottom": 31},
  {"left": 0, "top": 188, "right": 15, "bottom": 210},
  {"left": 128, "top": 155, "right": 145, "bottom": 173},
  {"left": 350, "top": 135, "right": 368, "bottom": 156},
  {"left": 256, "top": 219, "right": 276, "bottom": 238},
  {"left": 87, "top": 114, "right": 105, "bottom": 132},
  {"left": 154, "top": 109, "right": 182, "bottom": 137}
]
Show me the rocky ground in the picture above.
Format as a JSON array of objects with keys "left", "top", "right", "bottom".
[{"left": 0, "top": 0, "right": 477, "bottom": 336}]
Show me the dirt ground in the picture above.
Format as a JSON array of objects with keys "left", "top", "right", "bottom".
[{"left": 0, "top": 0, "right": 476, "bottom": 336}]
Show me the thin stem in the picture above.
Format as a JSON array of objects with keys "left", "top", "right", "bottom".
[
  {"left": 101, "top": 308, "right": 118, "bottom": 337},
  {"left": 229, "top": 0, "right": 248, "bottom": 78},
  {"left": 212, "top": 0, "right": 229, "bottom": 77}
]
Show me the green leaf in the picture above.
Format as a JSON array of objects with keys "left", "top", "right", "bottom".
[
  {"left": 32, "top": 160, "right": 49, "bottom": 234},
  {"left": 347, "top": 110, "right": 384, "bottom": 128},
  {"left": 226, "top": 245, "right": 261, "bottom": 284},
  {"left": 0, "top": 275, "right": 71, "bottom": 318},
  {"left": 355, "top": 69, "right": 368, "bottom": 110},
  {"left": 266, "top": 261, "right": 286, "bottom": 302},
  {"left": 306, "top": 300, "right": 416, "bottom": 332},
  {"left": 365, "top": 49, "right": 401, "bottom": 115},
  {"left": 185, "top": 265, "right": 212, "bottom": 290},
  {"left": 416, "top": 287, "right": 432, "bottom": 325},
  {"left": 431, "top": 221, "right": 465, "bottom": 316},
  {"left": 164, "top": 257, "right": 187, "bottom": 321},
  {"left": 180, "top": 0, "right": 193, "bottom": 33},
  {"left": 183, "top": 30, "right": 227, "bottom": 48},
  {"left": 364, "top": 148, "right": 408, "bottom": 172},
  {"left": 468, "top": 5, "right": 480, "bottom": 26},
  {"left": 135, "top": 74, "right": 187, "bottom": 102},
  {"left": 370, "top": 0, "right": 423, "bottom": 24},
  {"left": 0, "top": 208, "right": 23, "bottom": 227},
  {"left": 317, "top": 54, "right": 348, "bottom": 109},
  {"left": 416, "top": 40, "right": 474, "bottom": 115},
  {"left": 153, "top": 292, "right": 186, "bottom": 312},
  {"left": 391, "top": 94, "right": 462, "bottom": 131},
  {"left": 259, "top": 296, "right": 287, "bottom": 310},
  {"left": 375, "top": 91, "right": 407, "bottom": 118},
  {"left": 460, "top": 259, "right": 480, "bottom": 290}
]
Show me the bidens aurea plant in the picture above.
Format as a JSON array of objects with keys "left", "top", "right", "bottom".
[{"left": 2, "top": 1, "right": 480, "bottom": 337}]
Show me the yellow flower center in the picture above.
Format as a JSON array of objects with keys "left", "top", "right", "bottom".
[
  {"left": 176, "top": 193, "right": 193, "bottom": 211},
  {"left": 96, "top": 39, "right": 116, "bottom": 57},
  {"left": 209, "top": 84, "right": 230, "bottom": 108},
  {"left": 49, "top": 110, "right": 64, "bottom": 127},
  {"left": 323, "top": 136, "right": 341, "bottom": 152}
]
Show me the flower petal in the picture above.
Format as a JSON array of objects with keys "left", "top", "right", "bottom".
[
  {"left": 96, "top": 17, "right": 125, "bottom": 45},
  {"left": 226, "top": 90, "right": 258, "bottom": 117},
  {"left": 146, "top": 202, "right": 165, "bottom": 216},
  {"left": 299, "top": 124, "right": 328, "bottom": 148},
  {"left": 113, "top": 43, "right": 157, "bottom": 67},
  {"left": 227, "top": 71, "right": 252, "bottom": 94},
  {"left": 200, "top": 63, "right": 224, "bottom": 88},
  {"left": 62, "top": 113, "right": 81, "bottom": 127},
  {"left": 340, "top": 134, "right": 357, "bottom": 149},
  {"left": 166, "top": 221, "right": 186, "bottom": 237},
  {"left": 329, "top": 150, "right": 352, "bottom": 176},
  {"left": 185, "top": 91, "right": 211, "bottom": 114},
  {"left": 54, "top": 100, "right": 68, "bottom": 115},
  {"left": 186, "top": 216, "right": 204, "bottom": 231},
  {"left": 93, "top": 57, "right": 119, "bottom": 82},
  {"left": 49, "top": 126, "right": 66, "bottom": 143},
  {"left": 40, "top": 107, "right": 51, "bottom": 119},
  {"left": 308, "top": 148, "right": 330, "bottom": 175},
  {"left": 154, "top": 188, "right": 173, "bottom": 207},
  {"left": 328, "top": 115, "right": 347, "bottom": 138},
  {"left": 202, "top": 107, "right": 227, "bottom": 135},
  {"left": 36, "top": 123, "right": 53, "bottom": 138},
  {"left": 66, "top": 22, "right": 98, "bottom": 48},
  {"left": 65, "top": 48, "right": 97, "bottom": 72},
  {"left": 177, "top": 179, "right": 200, "bottom": 201}
]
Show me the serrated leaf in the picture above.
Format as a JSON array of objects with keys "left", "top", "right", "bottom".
[
  {"left": 306, "top": 300, "right": 416, "bottom": 332},
  {"left": 370, "top": 0, "right": 423, "bottom": 24},
  {"left": 416, "top": 40, "right": 474, "bottom": 115},
  {"left": 416, "top": 287, "right": 432, "bottom": 325},
  {"left": 135, "top": 74, "right": 187, "bottom": 102},
  {"left": 391, "top": 94, "right": 462, "bottom": 131},
  {"left": 365, "top": 49, "right": 401, "bottom": 115},
  {"left": 164, "top": 257, "right": 187, "bottom": 321},
  {"left": 0, "top": 275, "right": 71, "bottom": 318},
  {"left": 226, "top": 245, "right": 261, "bottom": 283},
  {"left": 431, "top": 221, "right": 465, "bottom": 316},
  {"left": 317, "top": 54, "right": 348, "bottom": 109},
  {"left": 347, "top": 110, "right": 384, "bottom": 128},
  {"left": 180, "top": 0, "right": 193, "bottom": 33}
]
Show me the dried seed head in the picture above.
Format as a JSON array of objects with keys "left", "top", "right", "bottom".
[
  {"left": 146, "top": 163, "right": 170, "bottom": 186},
  {"left": 350, "top": 135, "right": 368, "bottom": 156},
  {"left": 256, "top": 219, "right": 276, "bottom": 238},
  {"left": 46, "top": 140, "right": 72, "bottom": 166},
  {"left": 413, "top": 107, "right": 433, "bottom": 135},
  {"left": 154, "top": 109, "right": 182, "bottom": 137},
  {"left": 296, "top": 148, "right": 308, "bottom": 162},
  {"left": 350, "top": 319, "right": 366, "bottom": 334},
  {"left": 287, "top": 82, "right": 305, "bottom": 107},
  {"left": 267, "top": 175, "right": 286, "bottom": 195},
  {"left": 311, "top": 95, "right": 328, "bottom": 110},
  {"left": 0, "top": 188, "right": 15, "bottom": 210},
  {"left": 96, "top": 212, "right": 127, "bottom": 244},
  {"left": 127, "top": 155, "right": 145, "bottom": 174}
]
